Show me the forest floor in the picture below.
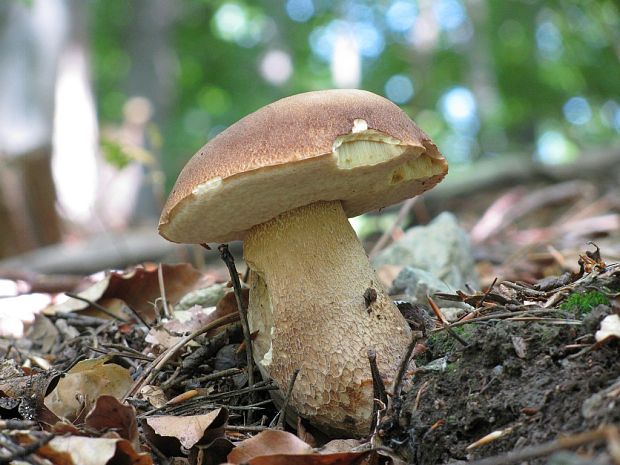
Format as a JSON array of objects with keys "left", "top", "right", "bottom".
[{"left": 0, "top": 169, "right": 619, "bottom": 465}]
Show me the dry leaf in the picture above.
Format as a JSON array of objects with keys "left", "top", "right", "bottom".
[
  {"left": 85, "top": 395, "right": 139, "bottom": 446},
  {"left": 145, "top": 327, "right": 183, "bottom": 349},
  {"left": 26, "top": 314, "right": 59, "bottom": 353},
  {"left": 144, "top": 408, "right": 228, "bottom": 452},
  {"left": 46, "top": 263, "right": 211, "bottom": 324},
  {"left": 189, "top": 436, "right": 235, "bottom": 465},
  {"left": 317, "top": 439, "right": 364, "bottom": 454},
  {"left": 140, "top": 385, "right": 167, "bottom": 408},
  {"left": 44, "top": 356, "right": 132, "bottom": 422},
  {"left": 165, "top": 300, "right": 240, "bottom": 336},
  {"left": 37, "top": 435, "right": 152, "bottom": 465},
  {"left": 227, "top": 430, "right": 313, "bottom": 464},
  {"left": 243, "top": 451, "right": 376, "bottom": 465}
]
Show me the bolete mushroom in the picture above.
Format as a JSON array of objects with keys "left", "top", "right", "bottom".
[{"left": 159, "top": 89, "right": 448, "bottom": 437}]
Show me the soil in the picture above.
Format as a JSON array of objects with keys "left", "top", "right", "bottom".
[{"left": 386, "top": 304, "right": 620, "bottom": 465}]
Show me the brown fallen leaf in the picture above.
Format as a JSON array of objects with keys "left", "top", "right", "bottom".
[
  {"left": 44, "top": 356, "right": 133, "bottom": 422},
  {"left": 317, "top": 439, "right": 364, "bottom": 454},
  {"left": 46, "top": 263, "right": 212, "bottom": 324},
  {"left": 139, "top": 385, "right": 168, "bottom": 408},
  {"left": 85, "top": 395, "right": 139, "bottom": 447},
  {"left": 227, "top": 430, "right": 313, "bottom": 464},
  {"left": 164, "top": 298, "right": 242, "bottom": 337},
  {"left": 190, "top": 436, "right": 235, "bottom": 465},
  {"left": 144, "top": 408, "right": 228, "bottom": 455},
  {"left": 145, "top": 326, "right": 184, "bottom": 349},
  {"left": 226, "top": 451, "right": 376, "bottom": 465},
  {"left": 36, "top": 435, "right": 152, "bottom": 465}
]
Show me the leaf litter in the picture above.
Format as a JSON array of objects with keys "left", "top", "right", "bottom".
[{"left": 0, "top": 178, "right": 619, "bottom": 464}]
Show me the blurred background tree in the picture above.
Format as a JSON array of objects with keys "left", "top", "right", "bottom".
[
  {"left": 90, "top": 0, "right": 620, "bottom": 181},
  {"left": 0, "top": 0, "right": 619, "bottom": 260}
]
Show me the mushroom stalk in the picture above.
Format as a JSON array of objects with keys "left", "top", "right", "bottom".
[{"left": 244, "top": 200, "right": 411, "bottom": 437}]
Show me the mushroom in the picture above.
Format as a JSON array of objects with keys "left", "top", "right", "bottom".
[{"left": 159, "top": 89, "right": 448, "bottom": 437}]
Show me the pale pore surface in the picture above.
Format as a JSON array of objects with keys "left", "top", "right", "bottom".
[{"left": 244, "top": 201, "right": 411, "bottom": 437}]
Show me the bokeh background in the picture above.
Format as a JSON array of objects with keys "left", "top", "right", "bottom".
[{"left": 0, "top": 0, "right": 619, "bottom": 269}]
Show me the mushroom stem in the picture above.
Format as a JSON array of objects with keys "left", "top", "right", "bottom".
[{"left": 244, "top": 200, "right": 411, "bottom": 437}]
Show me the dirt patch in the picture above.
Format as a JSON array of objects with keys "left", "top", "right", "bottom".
[{"left": 387, "top": 304, "right": 620, "bottom": 464}]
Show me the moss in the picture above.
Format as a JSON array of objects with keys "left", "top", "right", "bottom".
[
  {"left": 427, "top": 325, "right": 472, "bottom": 355},
  {"left": 446, "top": 362, "right": 458, "bottom": 373},
  {"left": 560, "top": 290, "right": 609, "bottom": 315}
]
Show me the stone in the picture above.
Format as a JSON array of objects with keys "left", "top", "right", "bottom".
[
  {"left": 177, "top": 283, "right": 228, "bottom": 310},
  {"left": 372, "top": 212, "right": 478, "bottom": 290},
  {"left": 390, "top": 266, "right": 472, "bottom": 316}
]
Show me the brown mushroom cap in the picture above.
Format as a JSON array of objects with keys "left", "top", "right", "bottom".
[{"left": 159, "top": 89, "right": 448, "bottom": 243}]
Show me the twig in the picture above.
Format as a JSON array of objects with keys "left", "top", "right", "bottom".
[
  {"left": 65, "top": 292, "right": 127, "bottom": 322},
  {"left": 180, "top": 368, "right": 243, "bottom": 386},
  {"left": 217, "top": 244, "right": 255, "bottom": 422},
  {"left": 123, "top": 311, "right": 240, "bottom": 399},
  {"left": 157, "top": 263, "right": 171, "bottom": 319},
  {"left": 203, "top": 381, "right": 276, "bottom": 402},
  {"left": 225, "top": 425, "right": 270, "bottom": 432},
  {"left": 275, "top": 368, "right": 300, "bottom": 430},
  {"left": 367, "top": 349, "right": 388, "bottom": 435},
  {"left": 369, "top": 197, "right": 417, "bottom": 259},
  {"left": 0, "top": 420, "right": 36, "bottom": 430},
  {"left": 500, "top": 281, "right": 548, "bottom": 297},
  {"left": 160, "top": 366, "right": 184, "bottom": 390},
  {"left": 392, "top": 335, "right": 418, "bottom": 399},
  {"left": 430, "top": 308, "right": 565, "bottom": 332},
  {"left": 87, "top": 346, "right": 156, "bottom": 362},
  {"left": 428, "top": 296, "right": 468, "bottom": 347},
  {"left": 412, "top": 380, "right": 430, "bottom": 412},
  {"left": 465, "top": 426, "right": 616, "bottom": 465},
  {"left": 477, "top": 277, "right": 497, "bottom": 308},
  {"left": 0, "top": 431, "right": 54, "bottom": 464}
]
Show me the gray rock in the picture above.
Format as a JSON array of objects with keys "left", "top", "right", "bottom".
[
  {"left": 177, "top": 283, "right": 228, "bottom": 310},
  {"left": 372, "top": 212, "right": 478, "bottom": 290},
  {"left": 390, "top": 266, "right": 472, "bottom": 316}
]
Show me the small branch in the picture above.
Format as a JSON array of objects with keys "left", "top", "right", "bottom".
[
  {"left": 428, "top": 296, "right": 468, "bottom": 347},
  {"left": 430, "top": 308, "right": 566, "bottom": 332},
  {"left": 157, "top": 263, "right": 171, "bottom": 320},
  {"left": 226, "top": 425, "right": 270, "bottom": 432},
  {"left": 217, "top": 244, "right": 256, "bottom": 423},
  {"left": 275, "top": 368, "right": 300, "bottom": 430},
  {"left": 477, "top": 277, "right": 497, "bottom": 308},
  {"left": 180, "top": 368, "right": 243, "bottom": 386},
  {"left": 367, "top": 349, "right": 388, "bottom": 406},
  {"left": 367, "top": 348, "right": 388, "bottom": 436},
  {"left": 65, "top": 292, "right": 127, "bottom": 322},
  {"left": 123, "top": 312, "right": 240, "bottom": 399},
  {"left": 392, "top": 335, "right": 418, "bottom": 399}
]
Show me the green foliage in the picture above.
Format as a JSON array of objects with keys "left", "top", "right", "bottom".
[
  {"left": 560, "top": 290, "right": 609, "bottom": 315},
  {"left": 427, "top": 325, "right": 471, "bottom": 355},
  {"left": 87, "top": 0, "right": 620, "bottom": 188},
  {"left": 101, "top": 139, "right": 132, "bottom": 169}
]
